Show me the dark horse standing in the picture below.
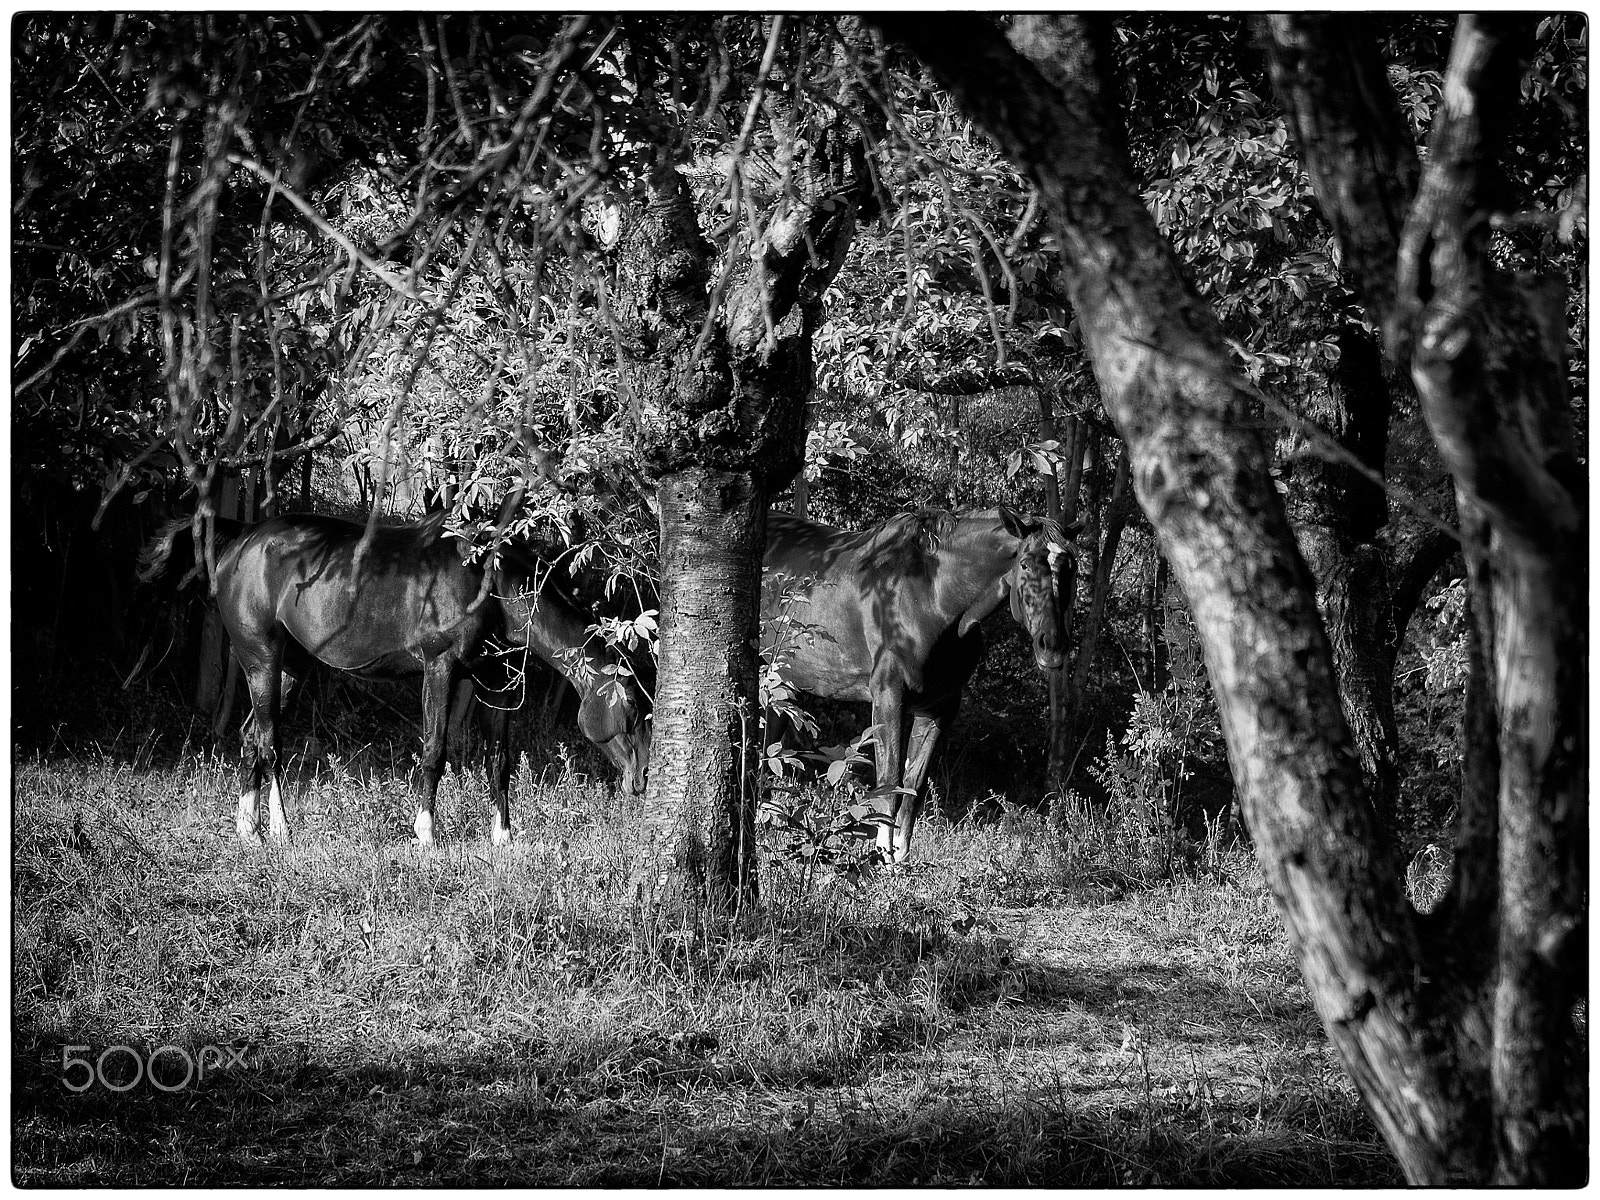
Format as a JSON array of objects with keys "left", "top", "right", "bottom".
[
  {"left": 762, "top": 507, "right": 1076, "bottom": 862},
  {"left": 141, "top": 512, "right": 650, "bottom": 846}
]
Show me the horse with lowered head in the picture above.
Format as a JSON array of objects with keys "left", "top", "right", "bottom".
[
  {"left": 139, "top": 511, "right": 651, "bottom": 847},
  {"left": 762, "top": 506, "right": 1077, "bottom": 863}
]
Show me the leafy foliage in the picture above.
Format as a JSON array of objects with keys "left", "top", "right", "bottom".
[
  {"left": 1393, "top": 579, "right": 1470, "bottom": 842},
  {"left": 11, "top": 13, "right": 1588, "bottom": 867}
]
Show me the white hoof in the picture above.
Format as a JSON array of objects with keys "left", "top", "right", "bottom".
[
  {"left": 266, "top": 780, "right": 291, "bottom": 845},
  {"left": 491, "top": 816, "right": 512, "bottom": 847},
  {"left": 413, "top": 809, "right": 435, "bottom": 847},
  {"left": 236, "top": 790, "right": 262, "bottom": 845}
]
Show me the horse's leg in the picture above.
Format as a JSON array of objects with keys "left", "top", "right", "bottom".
[
  {"left": 261, "top": 667, "right": 302, "bottom": 842},
  {"left": 445, "top": 676, "right": 475, "bottom": 771},
  {"left": 235, "top": 700, "right": 266, "bottom": 846},
  {"left": 460, "top": 664, "right": 514, "bottom": 846},
  {"left": 897, "top": 695, "right": 958, "bottom": 862},
  {"left": 234, "top": 642, "right": 288, "bottom": 846},
  {"left": 484, "top": 698, "right": 513, "bottom": 846},
  {"left": 867, "top": 678, "right": 910, "bottom": 860},
  {"left": 413, "top": 655, "right": 455, "bottom": 846},
  {"left": 278, "top": 669, "right": 301, "bottom": 720}
]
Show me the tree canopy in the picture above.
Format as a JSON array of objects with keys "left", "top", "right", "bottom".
[{"left": 11, "top": 13, "right": 1586, "bottom": 1185}]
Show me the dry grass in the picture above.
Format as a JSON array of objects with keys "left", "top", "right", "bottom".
[{"left": 13, "top": 747, "right": 1400, "bottom": 1186}]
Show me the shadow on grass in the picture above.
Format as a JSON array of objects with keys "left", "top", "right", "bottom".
[
  {"left": 1001, "top": 959, "right": 1322, "bottom": 1041},
  {"left": 15, "top": 1005, "right": 1398, "bottom": 1188}
]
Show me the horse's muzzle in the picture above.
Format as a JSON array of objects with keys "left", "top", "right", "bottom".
[{"left": 1034, "top": 644, "right": 1067, "bottom": 671}]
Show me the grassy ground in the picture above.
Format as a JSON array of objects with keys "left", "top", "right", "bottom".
[{"left": 13, "top": 745, "right": 1403, "bottom": 1186}]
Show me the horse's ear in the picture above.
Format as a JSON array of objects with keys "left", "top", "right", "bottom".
[
  {"left": 419, "top": 508, "right": 450, "bottom": 539},
  {"left": 997, "top": 506, "right": 1034, "bottom": 540}
]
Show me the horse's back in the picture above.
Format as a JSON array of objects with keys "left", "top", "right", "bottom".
[
  {"left": 765, "top": 512, "right": 934, "bottom": 575},
  {"left": 217, "top": 513, "right": 484, "bottom": 672},
  {"left": 764, "top": 512, "right": 952, "bottom": 700},
  {"left": 765, "top": 514, "right": 855, "bottom": 576}
]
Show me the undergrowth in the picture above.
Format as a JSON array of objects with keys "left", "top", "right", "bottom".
[{"left": 13, "top": 748, "right": 1399, "bottom": 1186}]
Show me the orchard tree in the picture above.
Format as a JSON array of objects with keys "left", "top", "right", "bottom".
[
  {"left": 1259, "top": 13, "right": 1585, "bottom": 1180},
  {"left": 15, "top": 13, "right": 894, "bottom": 916},
  {"left": 877, "top": 11, "right": 1584, "bottom": 1185},
  {"left": 602, "top": 17, "right": 883, "bottom": 914}
]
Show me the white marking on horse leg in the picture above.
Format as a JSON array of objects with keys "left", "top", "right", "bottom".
[
  {"left": 267, "top": 778, "right": 291, "bottom": 845},
  {"left": 414, "top": 808, "right": 435, "bottom": 847},
  {"left": 236, "top": 788, "right": 262, "bottom": 845},
  {"left": 491, "top": 812, "right": 511, "bottom": 847},
  {"left": 875, "top": 811, "right": 896, "bottom": 859}
]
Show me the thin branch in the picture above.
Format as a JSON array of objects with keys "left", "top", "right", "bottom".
[{"left": 229, "top": 154, "right": 421, "bottom": 299}]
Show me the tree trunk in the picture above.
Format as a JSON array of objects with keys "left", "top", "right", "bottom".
[
  {"left": 614, "top": 42, "right": 874, "bottom": 917},
  {"left": 879, "top": 12, "right": 1495, "bottom": 1182},
  {"left": 613, "top": 163, "right": 760, "bottom": 919},
  {"left": 1062, "top": 436, "right": 1131, "bottom": 779},
  {"left": 1037, "top": 396, "right": 1085, "bottom": 792},
  {"left": 1145, "top": 546, "right": 1170, "bottom": 694},
  {"left": 639, "top": 470, "right": 764, "bottom": 914},
  {"left": 1279, "top": 322, "right": 1399, "bottom": 823},
  {"left": 1263, "top": 15, "right": 1586, "bottom": 1182}
]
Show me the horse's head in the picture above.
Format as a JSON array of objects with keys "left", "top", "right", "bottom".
[
  {"left": 577, "top": 675, "right": 652, "bottom": 796},
  {"left": 999, "top": 508, "right": 1082, "bottom": 672},
  {"left": 494, "top": 560, "right": 654, "bottom": 796}
]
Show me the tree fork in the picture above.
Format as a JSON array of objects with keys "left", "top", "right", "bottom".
[
  {"left": 880, "top": 12, "right": 1489, "bottom": 1181},
  {"left": 615, "top": 32, "right": 877, "bottom": 920},
  {"left": 1262, "top": 12, "right": 1585, "bottom": 1181}
]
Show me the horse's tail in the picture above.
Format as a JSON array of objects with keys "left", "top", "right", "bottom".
[
  {"left": 136, "top": 517, "right": 193, "bottom": 583},
  {"left": 137, "top": 514, "right": 248, "bottom": 586}
]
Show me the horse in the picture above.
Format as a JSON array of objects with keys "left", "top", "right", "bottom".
[
  {"left": 761, "top": 506, "right": 1077, "bottom": 863},
  {"left": 139, "top": 511, "right": 650, "bottom": 847}
]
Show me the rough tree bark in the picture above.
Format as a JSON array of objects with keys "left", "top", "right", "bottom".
[
  {"left": 876, "top": 12, "right": 1570, "bottom": 1184},
  {"left": 1263, "top": 15, "right": 1585, "bottom": 1182},
  {"left": 613, "top": 48, "right": 874, "bottom": 916}
]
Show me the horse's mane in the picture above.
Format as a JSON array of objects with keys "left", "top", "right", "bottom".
[
  {"left": 908, "top": 509, "right": 958, "bottom": 538},
  {"left": 1034, "top": 514, "right": 1072, "bottom": 545}
]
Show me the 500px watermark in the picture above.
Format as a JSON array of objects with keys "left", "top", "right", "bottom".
[{"left": 60, "top": 1043, "right": 252, "bottom": 1093}]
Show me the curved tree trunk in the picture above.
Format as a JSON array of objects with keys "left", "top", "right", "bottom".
[
  {"left": 878, "top": 11, "right": 1585, "bottom": 1184},
  {"left": 1279, "top": 322, "right": 1399, "bottom": 823},
  {"left": 1387, "top": 519, "right": 1460, "bottom": 660},
  {"left": 1263, "top": 15, "right": 1585, "bottom": 1182}
]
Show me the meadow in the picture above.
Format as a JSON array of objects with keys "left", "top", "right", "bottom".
[{"left": 13, "top": 740, "right": 1406, "bottom": 1186}]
